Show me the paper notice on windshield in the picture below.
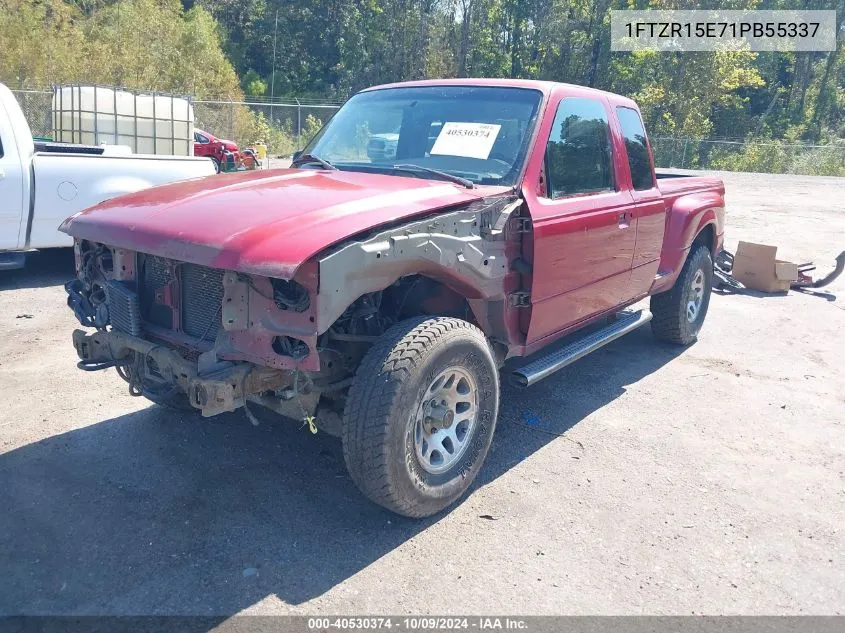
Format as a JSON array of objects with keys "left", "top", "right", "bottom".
[{"left": 430, "top": 122, "right": 501, "bottom": 160}]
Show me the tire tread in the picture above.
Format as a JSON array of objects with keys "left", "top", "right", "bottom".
[
  {"left": 342, "top": 317, "right": 491, "bottom": 517},
  {"left": 651, "top": 244, "right": 712, "bottom": 345}
]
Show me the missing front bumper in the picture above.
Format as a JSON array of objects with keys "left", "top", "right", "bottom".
[{"left": 71, "top": 329, "right": 292, "bottom": 417}]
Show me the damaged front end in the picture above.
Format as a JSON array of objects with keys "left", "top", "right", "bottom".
[
  {"left": 66, "top": 194, "right": 526, "bottom": 432},
  {"left": 66, "top": 239, "right": 344, "bottom": 431}
]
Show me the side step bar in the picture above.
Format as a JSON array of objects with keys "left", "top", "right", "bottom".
[{"left": 512, "top": 309, "right": 653, "bottom": 387}]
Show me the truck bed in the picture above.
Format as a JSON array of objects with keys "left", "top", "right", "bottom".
[
  {"left": 656, "top": 170, "right": 725, "bottom": 204},
  {"left": 33, "top": 141, "right": 106, "bottom": 155}
]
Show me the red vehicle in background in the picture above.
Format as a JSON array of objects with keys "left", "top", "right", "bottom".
[{"left": 193, "top": 129, "right": 240, "bottom": 172}]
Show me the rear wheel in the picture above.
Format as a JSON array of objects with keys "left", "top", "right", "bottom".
[
  {"left": 342, "top": 317, "right": 499, "bottom": 518},
  {"left": 651, "top": 244, "right": 713, "bottom": 345}
]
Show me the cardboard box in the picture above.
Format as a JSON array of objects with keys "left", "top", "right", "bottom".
[{"left": 731, "top": 241, "right": 799, "bottom": 293}]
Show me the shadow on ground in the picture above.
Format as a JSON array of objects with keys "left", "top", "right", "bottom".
[
  {"left": 0, "top": 249, "right": 75, "bottom": 291},
  {"left": 1, "top": 321, "right": 683, "bottom": 616},
  {"left": 793, "top": 287, "right": 838, "bottom": 302},
  {"left": 714, "top": 281, "right": 838, "bottom": 303}
]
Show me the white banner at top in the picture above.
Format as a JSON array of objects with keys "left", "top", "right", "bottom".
[{"left": 610, "top": 10, "right": 838, "bottom": 52}]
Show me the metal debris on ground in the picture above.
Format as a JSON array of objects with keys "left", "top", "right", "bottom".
[{"left": 715, "top": 248, "right": 844, "bottom": 292}]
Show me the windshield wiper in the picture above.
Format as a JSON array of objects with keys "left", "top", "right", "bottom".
[
  {"left": 291, "top": 153, "right": 337, "bottom": 170},
  {"left": 392, "top": 163, "right": 475, "bottom": 189}
]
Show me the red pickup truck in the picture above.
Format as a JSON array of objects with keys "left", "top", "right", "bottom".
[{"left": 61, "top": 79, "right": 724, "bottom": 517}]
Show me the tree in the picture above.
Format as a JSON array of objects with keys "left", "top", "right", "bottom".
[{"left": 0, "top": 0, "right": 241, "bottom": 97}]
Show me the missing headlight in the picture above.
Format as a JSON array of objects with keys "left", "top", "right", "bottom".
[
  {"left": 271, "top": 278, "right": 310, "bottom": 312},
  {"left": 272, "top": 335, "right": 310, "bottom": 360}
]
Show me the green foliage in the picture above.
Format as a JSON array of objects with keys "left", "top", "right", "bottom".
[
  {"left": 234, "top": 109, "right": 297, "bottom": 156},
  {"left": 710, "top": 140, "right": 845, "bottom": 176},
  {"left": 229, "top": 111, "right": 326, "bottom": 157},
  {"left": 0, "top": 0, "right": 240, "bottom": 97},
  {"left": 193, "top": 0, "right": 840, "bottom": 155},
  {"left": 301, "top": 114, "right": 325, "bottom": 145},
  {"left": 243, "top": 70, "right": 267, "bottom": 97},
  {"left": 610, "top": 50, "right": 765, "bottom": 138},
  {"left": 0, "top": 0, "right": 85, "bottom": 89},
  {"left": 2, "top": 0, "right": 841, "bottom": 173}
]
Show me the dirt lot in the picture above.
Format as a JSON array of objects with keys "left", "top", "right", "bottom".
[{"left": 1, "top": 171, "right": 843, "bottom": 616}]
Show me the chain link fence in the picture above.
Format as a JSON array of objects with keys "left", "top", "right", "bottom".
[
  {"left": 652, "top": 137, "right": 845, "bottom": 177},
  {"left": 11, "top": 88, "right": 341, "bottom": 156},
  {"left": 12, "top": 90, "right": 53, "bottom": 139},
  {"left": 192, "top": 99, "right": 341, "bottom": 157},
  {"left": 10, "top": 89, "right": 844, "bottom": 174}
]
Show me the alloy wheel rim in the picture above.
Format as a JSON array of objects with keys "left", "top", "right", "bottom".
[
  {"left": 414, "top": 367, "right": 479, "bottom": 474},
  {"left": 687, "top": 268, "right": 705, "bottom": 323}
]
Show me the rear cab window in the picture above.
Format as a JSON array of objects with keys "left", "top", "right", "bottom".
[
  {"left": 543, "top": 97, "right": 614, "bottom": 199},
  {"left": 615, "top": 106, "right": 655, "bottom": 191}
]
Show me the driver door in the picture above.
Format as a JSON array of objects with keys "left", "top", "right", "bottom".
[{"left": 522, "top": 95, "right": 637, "bottom": 345}]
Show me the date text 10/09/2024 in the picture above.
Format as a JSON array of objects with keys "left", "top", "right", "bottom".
[{"left": 307, "top": 617, "right": 529, "bottom": 630}]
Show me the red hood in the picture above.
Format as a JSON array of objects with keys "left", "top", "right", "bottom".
[{"left": 60, "top": 168, "right": 506, "bottom": 278}]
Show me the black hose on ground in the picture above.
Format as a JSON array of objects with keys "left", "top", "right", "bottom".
[{"left": 810, "top": 251, "right": 845, "bottom": 288}]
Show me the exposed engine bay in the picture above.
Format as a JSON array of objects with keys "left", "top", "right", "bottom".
[{"left": 65, "top": 197, "right": 526, "bottom": 433}]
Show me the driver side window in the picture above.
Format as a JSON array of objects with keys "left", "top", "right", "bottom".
[{"left": 544, "top": 97, "right": 614, "bottom": 199}]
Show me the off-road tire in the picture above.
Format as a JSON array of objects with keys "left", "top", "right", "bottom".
[
  {"left": 342, "top": 317, "right": 499, "bottom": 518},
  {"left": 651, "top": 244, "right": 713, "bottom": 345}
]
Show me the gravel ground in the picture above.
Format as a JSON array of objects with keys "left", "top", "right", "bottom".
[{"left": 0, "top": 171, "right": 843, "bottom": 616}]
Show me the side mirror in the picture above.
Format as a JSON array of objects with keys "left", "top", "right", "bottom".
[{"left": 292, "top": 150, "right": 303, "bottom": 161}]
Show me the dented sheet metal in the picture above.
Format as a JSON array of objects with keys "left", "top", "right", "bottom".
[
  {"left": 59, "top": 167, "right": 509, "bottom": 279},
  {"left": 316, "top": 197, "right": 523, "bottom": 336}
]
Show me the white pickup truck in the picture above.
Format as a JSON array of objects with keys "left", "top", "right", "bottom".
[{"left": 0, "top": 82, "right": 216, "bottom": 270}]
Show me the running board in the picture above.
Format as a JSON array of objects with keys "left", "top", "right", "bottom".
[{"left": 512, "top": 309, "right": 653, "bottom": 387}]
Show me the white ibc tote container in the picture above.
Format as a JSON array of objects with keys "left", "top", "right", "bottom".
[{"left": 52, "top": 84, "right": 195, "bottom": 155}]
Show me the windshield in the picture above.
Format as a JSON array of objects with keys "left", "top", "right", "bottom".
[{"left": 301, "top": 85, "right": 543, "bottom": 187}]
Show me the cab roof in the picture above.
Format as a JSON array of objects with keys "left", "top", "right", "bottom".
[{"left": 361, "top": 78, "right": 638, "bottom": 109}]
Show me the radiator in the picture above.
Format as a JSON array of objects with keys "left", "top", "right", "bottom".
[
  {"left": 180, "top": 264, "right": 224, "bottom": 340},
  {"left": 136, "top": 255, "right": 224, "bottom": 340}
]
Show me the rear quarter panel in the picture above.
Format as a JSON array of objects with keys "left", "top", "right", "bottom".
[{"left": 652, "top": 175, "right": 725, "bottom": 293}]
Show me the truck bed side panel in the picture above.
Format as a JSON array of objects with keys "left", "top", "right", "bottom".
[
  {"left": 652, "top": 176, "right": 725, "bottom": 293},
  {"left": 30, "top": 153, "right": 214, "bottom": 249}
]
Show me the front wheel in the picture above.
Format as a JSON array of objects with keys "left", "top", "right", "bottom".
[
  {"left": 650, "top": 244, "right": 713, "bottom": 345},
  {"left": 342, "top": 317, "right": 499, "bottom": 518}
]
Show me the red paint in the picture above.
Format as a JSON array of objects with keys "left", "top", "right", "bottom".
[
  {"left": 60, "top": 168, "right": 507, "bottom": 278},
  {"left": 515, "top": 82, "right": 724, "bottom": 348},
  {"left": 193, "top": 129, "right": 240, "bottom": 165},
  {"left": 62, "top": 79, "right": 724, "bottom": 356}
]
